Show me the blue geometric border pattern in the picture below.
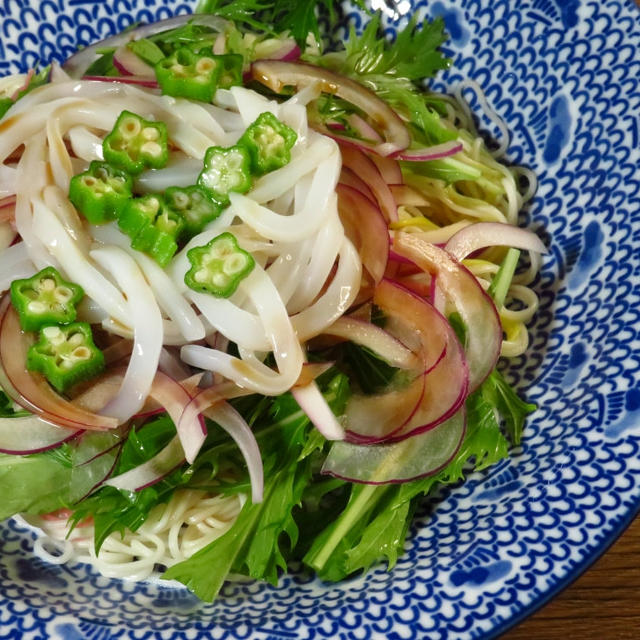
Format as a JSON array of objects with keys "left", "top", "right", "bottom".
[{"left": 1, "top": 0, "right": 640, "bottom": 639}]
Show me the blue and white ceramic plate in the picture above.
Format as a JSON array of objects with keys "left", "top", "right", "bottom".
[{"left": 1, "top": 1, "right": 640, "bottom": 638}]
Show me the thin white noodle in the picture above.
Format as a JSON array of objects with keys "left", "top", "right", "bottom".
[
  {"left": 28, "top": 491, "right": 244, "bottom": 581},
  {"left": 454, "top": 78, "right": 511, "bottom": 158}
]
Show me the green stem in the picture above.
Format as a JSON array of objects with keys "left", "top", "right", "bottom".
[
  {"left": 488, "top": 247, "right": 520, "bottom": 308},
  {"left": 308, "top": 482, "right": 383, "bottom": 570}
]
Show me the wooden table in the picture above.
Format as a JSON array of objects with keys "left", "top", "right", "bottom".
[{"left": 502, "top": 515, "right": 640, "bottom": 639}]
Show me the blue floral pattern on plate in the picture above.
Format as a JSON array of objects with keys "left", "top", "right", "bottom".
[{"left": 1, "top": 0, "right": 640, "bottom": 638}]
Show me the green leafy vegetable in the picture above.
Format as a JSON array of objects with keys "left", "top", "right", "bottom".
[
  {"left": 0, "top": 387, "right": 28, "bottom": 418},
  {"left": 84, "top": 48, "right": 118, "bottom": 76},
  {"left": 304, "top": 369, "right": 534, "bottom": 581},
  {"left": 197, "top": 0, "right": 367, "bottom": 45},
  {"left": 69, "top": 415, "right": 186, "bottom": 552},
  {"left": 127, "top": 39, "right": 166, "bottom": 65},
  {"left": 163, "top": 372, "right": 350, "bottom": 600},
  {"left": 0, "top": 431, "right": 121, "bottom": 521}
]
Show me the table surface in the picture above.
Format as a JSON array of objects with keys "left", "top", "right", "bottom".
[{"left": 502, "top": 514, "right": 640, "bottom": 639}]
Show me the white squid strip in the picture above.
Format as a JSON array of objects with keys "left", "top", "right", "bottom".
[
  {"left": 90, "top": 246, "right": 163, "bottom": 422},
  {"left": 160, "top": 97, "right": 228, "bottom": 145},
  {"left": 288, "top": 206, "right": 344, "bottom": 313},
  {"left": 229, "top": 86, "right": 279, "bottom": 126},
  {"left": 0, "top": 97, "right": 98, "bottom": 162},
  {"left": 0, "top": 241, "right": 29, "bottom": 269},
  {"left": 68, "top": 126, "right": 104, "bottom": 161},
  {"left": 0, "top": 260, "right": 35, "bottom": 293},
  {"left": 199, "top": 102, "right": 245, "bottom": 132},
  {"left": 189, "top": 292, "right": 268, "bottom": 352},
  {"left": 135, "top": 156, "right": 203, "bottom": 193},
  {"left": 14, "top": 135, "right": 58, "bottom": 269},
  {"left": 182, "top": 267, "right": 304, "bottom": 395},
  {"left": 0, "top": 165, "right": 17, "bottom": 198},
  {"left": 266, "top": 236, "right": 315, "bottom": 307},
  {"left": 292, "top": 237, "right": 362, "bottom": 341},
  {"left": 249, "top": 135, "right": 335, "bottom": 204},
  {"left": 102, "top": 317, "right": 191, "bottom": 347},
  {"left": 230, "top": 149, "right": 340, "bottom": 243},
  {"left": 46, "top": 112, "right": 74, "bottom": 190},
  {"left": 91, "top": 224, "right": 205, "bottom": 342},
  {"left": 278, "top": 100, "right": 309, "bottom": 143},
  {"left": 31, "top": 199, "right": 129, "bottom": 325},
  {"left": 43, "top": 185, "right": 92, "bottom": 253}
]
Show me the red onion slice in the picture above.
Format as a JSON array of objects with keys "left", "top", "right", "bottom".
[
  {"left": 394, "top": 234, "right": 502, "bottom": 391},
  {"left": 345, "top": 279, "right": 468, "bottom": 443},
  {"left": 251, "top": 61, "right": 410, "bottom": 156},
  {"left": 444, "top": 221, "right": 547, "bottom": 261},
  {"left": 62, "top": 14, "right": 229, "bottom": 78},
  {"left": 347, "top": 113, "right": 383, "bottom": 142},
  {"left": 370, "top": 154, "right": 403, "bottom": 185},
  {"left": 322, "top": 408, "right": 466, "bottom": 484},
  {"left": 206, "top": 402, "right": 264, "bottom": 504},
  {"left": 149, "top": 371, "right": 205, "bottom": 465},
  {"left": 342, "top": 279, "right": 456, "bottom": 443},
  {"left": 336, "top": 184, "right": 389, "bottom": 285},
  {"left": 291, "top": 382, "right": 344, "bottom": 441},
  {"left": 113, "top": 45, "right": 155, "bottom": 76},
  {"left": 322, "top": 316, "right": 419, "bottom": 370},
  {"left": 105, "top": 435, "right": 185, "bottom": 492},
  {"left": 339, "top": 167, "right": 376, "bottom": 203},
  {"left": 0, "top": 298, "right": 118, "bottom": 431},
  {"left": 391, "top": 140, "right": 464, "bottom": 161},
  {"left": 340, "top": 145, "right": 397, "bottom": 222},
  {"left": 82, "top": 75, "right": 159, "bottom": 88},
  {"left": 0, "top": 415, "right": 82, "bottom": 454}
]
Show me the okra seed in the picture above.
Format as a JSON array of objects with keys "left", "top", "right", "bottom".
[
  {"left": 54, "top": 286, "right": 73, "bottom": 302},
  {"left": 140, "top": 141, "right": 162, "bottom": 158},
  {"left": 43, "top": 327, "right": 63, "bottom": 340},
  {"left": 194, "top": 269, "right": 209, "bottom": 283},
  {"left": 172, "top": 192, "right": 190, "bottom": 209},
  {"left": 223, "top": 254, "right": 248, "bottom": 275},
  {"left": 28, "top": 301, "right": 47, "bottom": 314},
  {"left": 212, "top": 272, "right": 229, "bottom": 287},
  {"left": 120, "top": 117, "right": 142, "bottom": 139},
  {"left": 83, "top": 176, "right": 97, "bottom": 187},
  {"left": 195, "top": 58, "right": 215, "bottom": 74},
  {"left": 68, "top": 333, "right": 84, "bottom": 347},
  {"left": 39, "top": 278, "right": 56, "bottom": 292},
  {"left": 142, "top": 127, "right": 159, "bottom": 141},
  {"left": 72, "top": 346, "right": 91, "bottom": 360}
]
